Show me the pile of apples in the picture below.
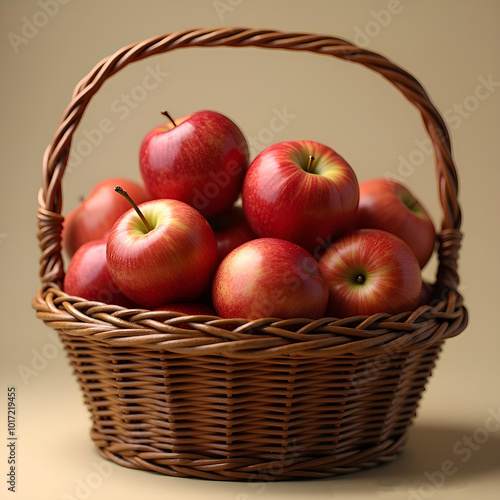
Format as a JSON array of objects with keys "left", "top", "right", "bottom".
[{"left": 63, "top": 110, "right": 436, "bottom": 320}]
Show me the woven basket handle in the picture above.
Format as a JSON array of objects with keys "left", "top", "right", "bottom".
[{"left": 37, "top": 27, "right": 462, "bottom": 294}]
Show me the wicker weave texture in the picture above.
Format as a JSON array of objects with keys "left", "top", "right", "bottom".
[
  {"left": 64, "top": 332, "right": 442, "bottom": 479},
  {"left": 33, "top": 28, "right": 468, "bottom": 480}
]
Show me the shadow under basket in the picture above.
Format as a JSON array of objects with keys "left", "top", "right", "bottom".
[{"left": 33, "top": 28, "right": 468, "bottom": 481}]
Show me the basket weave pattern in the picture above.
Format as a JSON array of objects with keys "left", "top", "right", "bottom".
[{"left": 33, "top": 28, "right": 467, "bottom": 480}]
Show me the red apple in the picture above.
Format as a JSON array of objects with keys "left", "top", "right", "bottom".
[
  {"left": 212, "top": 238, "right": 329, "bottom": 320},
  {"left": 418, "top": 280, "right": 434, "bottom": 306},
  {"left": 318, "top": 229, "right": 422, "bottom": 317},
  {"left": 63, "top": 240, "right": 134, "bottom": 307},
  {"left": 106, "top": 188, "right": 219, "bottom": 309},
  {"left": 62, "top": 177, "right": 151, "bottom": 258},
  {"left": 242, "top": 140, "right": 359, "bottom": 255},
  {"left": 354, "top": 178, "right": 436, "bottom": 268},
  {"left": 154, "top": 303, "right": 217, "bottom": 329},
  {"left": 208, "top": 205, "right": 256, "bottom": 261},
  {"left": 139, "top": 110, "right": 249, "bottom": 218}
]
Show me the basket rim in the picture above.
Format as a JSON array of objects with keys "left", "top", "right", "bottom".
[
  {"left": 33, "top": 284, "right": 467, "bottom": 357},
  {"left": 34, "top": 27, "right": 467, "bottom": 355}
]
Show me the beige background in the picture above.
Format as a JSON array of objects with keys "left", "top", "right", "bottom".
[{"left": 1, "top": 0, "right": 499, "bottom": 498}]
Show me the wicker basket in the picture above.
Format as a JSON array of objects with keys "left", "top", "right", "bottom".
[{"left": 33, "top": 28, "right": 468, "bottom": 481}]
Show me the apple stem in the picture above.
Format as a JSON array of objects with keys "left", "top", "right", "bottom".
[
  {"left": 356, "top": 275, "right": 365, "bottom": 284},
  {"left": 114, "top": 186, "right": 152, "bottom": 232},
  {"left": 306, "top": 155, "right": 315, "bottom": 172},
  {"left": 406, "top": 198, "right": 420, "bottom": 212},
  {"left": 161, "top": 110, "right": 177, "bottom": 127}
]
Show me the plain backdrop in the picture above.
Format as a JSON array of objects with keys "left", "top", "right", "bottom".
[{"left": 1, "top": 1, "right": 499, "bottom": 499}]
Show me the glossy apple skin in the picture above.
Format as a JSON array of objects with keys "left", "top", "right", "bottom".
[
  {"left": 418, "top": 280, "right": 434, "bottom": 307},
  {"left": 106, "top": 199, "right": 219, "bottom": 309},
  {"left": 63, "top": 240, "right": 134, "bottom": 307},
  {"left": 354, "top": 178, "right": 436, "bottom": 268},
  {"left": 62, "top": 178, "right": 151, "bottom": 258},
  {"left": 208, "top": 205, "right": 256, "bottom": 261},
  {"left": 212, "top": 238, "right": 329, "bottom": 320},
  {"left": 242, "top": 140, "right": 359, "bottom": 255},
  {"left": 318, "top": 229, "right": 422, "bottom": 318},
  {"left": 139, "top": 110, "right": 249, "bottom": 218}
]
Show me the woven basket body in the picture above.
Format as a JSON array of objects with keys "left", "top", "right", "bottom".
[{"left": 34, "top": 28, "right": 468, "bottom": 480}]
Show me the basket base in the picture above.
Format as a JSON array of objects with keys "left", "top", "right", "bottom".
[{"left": 91, "top": 430, "right": 408, "bottom": 481}]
